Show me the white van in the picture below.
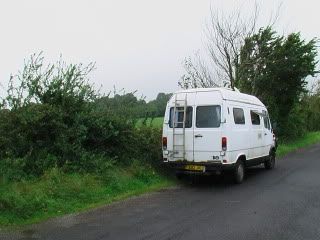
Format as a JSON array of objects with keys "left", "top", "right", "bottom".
[{"left": 162, "top": 88, "right": 277, "bottom": 183}]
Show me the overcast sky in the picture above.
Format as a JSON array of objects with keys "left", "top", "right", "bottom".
[{"left": 0, "top": 0, "right": 319, "bottom": 100}]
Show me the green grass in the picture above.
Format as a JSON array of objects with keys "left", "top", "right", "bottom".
[
  {"left": 0, "top": 165, "right": 173, "bottom": 227},
  {"left": 136, "top": 117, "right": 163, "bottom": 128},
  {"left": 277, "top": 131, "right": 320, "bottom": 157}
]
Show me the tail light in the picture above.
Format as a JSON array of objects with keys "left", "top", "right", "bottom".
[
  {"left": 222, "top": 137, "right": 227, "bottom": 151},
  {"left": 162, "top": 137, "right": 167, "bottom": 150}
]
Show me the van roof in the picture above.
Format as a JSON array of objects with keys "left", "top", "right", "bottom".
[{"left": 174, "top": 88, "right": 265, "bottom": 107}]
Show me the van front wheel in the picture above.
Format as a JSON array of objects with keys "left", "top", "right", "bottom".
[
  {"left": 234, "top": 160, "right": 245, "bottom": 184},
  {"left": 264, "top": 151, "right": 276, "bottom": 170}
]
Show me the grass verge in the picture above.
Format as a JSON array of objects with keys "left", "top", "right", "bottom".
[
  {"left": 277, "top": 131, "right": 320, "bottom": 157},
  {"left": 0, "top": 164, "right": 173, "bottom": 227}
]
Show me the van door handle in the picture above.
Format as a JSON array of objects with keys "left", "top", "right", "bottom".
[
  {"left": 195, "top": 134, "right": 203, "bottom": 138},
  {"left": 264, "top": 133, "right": 267, "bottom": 136}
]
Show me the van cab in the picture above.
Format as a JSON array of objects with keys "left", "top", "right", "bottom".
[{"left": 162, "top": 88, "right": 277, "bottom": 183}]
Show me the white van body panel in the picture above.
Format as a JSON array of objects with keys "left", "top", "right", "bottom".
[
  {"left": 193, "top": 91, "right": 223, "bottom": 162},
  {"left": 162, "top": 88, "right": 275, "bottom": 170}
]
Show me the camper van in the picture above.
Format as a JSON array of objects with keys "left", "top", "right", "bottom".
[{"left": 162, "top": 88, "right": 277, "bottom": 183}]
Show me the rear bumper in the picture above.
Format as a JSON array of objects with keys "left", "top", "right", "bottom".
[{"left": 164, "top": 161, "right": 236, "bottom": 174}]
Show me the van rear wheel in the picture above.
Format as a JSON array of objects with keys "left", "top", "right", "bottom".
[
  {"left": 264, "top": 151, "right": 276, "bottom": 170},
  {"left": 234, "top": 160, "right": 245, "bottom": 184}
]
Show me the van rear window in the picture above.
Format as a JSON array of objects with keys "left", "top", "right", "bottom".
[
  {"left": 196, "top": 106, "right": 221, "bottom": 128},
  {"left": 169, "top": 107, "right": 193, "bottom": 128}
]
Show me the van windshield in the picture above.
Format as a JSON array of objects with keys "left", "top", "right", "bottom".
[{"left": 169, "top": 107, "right": 193, "bottom": 128}]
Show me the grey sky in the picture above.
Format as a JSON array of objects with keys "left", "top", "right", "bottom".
[{"left": 0, "top": 0, "right": 319, "bottom": 100}]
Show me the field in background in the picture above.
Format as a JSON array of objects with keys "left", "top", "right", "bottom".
[{"left": 136, "top": 117, "right": 163, "bottom": 128}]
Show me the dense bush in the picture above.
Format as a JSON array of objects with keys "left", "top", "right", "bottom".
[
  {"left": 0, "top": 53, "right": 163, "bottom": 181},
  {"left": 0, "top": 105, "right": 163, "bottom": 180},
  {"left": 302, "top": 91, "right": 320, "bottom": 132},
  {"left": 272, "top": 85, "right": 320, "bottom": 139}
]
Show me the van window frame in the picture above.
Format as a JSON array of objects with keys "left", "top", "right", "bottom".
[
  {"left": 168, "top": 106, "right": 193, "bottom": 128},
  {"left": 195, "top": 105, "right": 221, "bottom": 128},
  {"left": 250, "top": 110, "right": 261, "bottom": 125},
  {"left": 233, "top": 107, "right": 246, "bottom": 125}
]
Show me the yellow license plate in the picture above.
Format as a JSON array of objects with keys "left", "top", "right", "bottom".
[{"left": 184, "top": 165, "right": 205, "bottom": 171}]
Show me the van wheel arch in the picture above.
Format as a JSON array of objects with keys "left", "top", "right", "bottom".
[
  {"left": 236, "top": 155, "right": 247, "bottom": 166},
  {"left": 270, "top": 147, "right": 276, "bottom": 155}
]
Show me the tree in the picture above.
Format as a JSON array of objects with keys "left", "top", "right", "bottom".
[
  {"left": 238, "top": 27, "right": 318, "bottom": 136},
  {"left": 95, "top": 92, "right": 148, "bottom": 119},
  {"left": 147, "top": 92, "right": 172, "bottom": 117},
  {"left": 179, "top": 3, "right": 262, "bottom": 89},
  {"left": 302, "top": 79, "right": 320, "bottom": 132},
  {"left": 179, "top": 53, "right": 220, "bottom": 89},
  {"left": 179, "top": 2, "right": 281, "bottom": 90},
  {"left": 4, "top": 52, "right": 97, "bottom": 111}
]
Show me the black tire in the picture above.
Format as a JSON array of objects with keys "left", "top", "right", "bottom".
[
  {"left": 264, "top": 151, "right": 276, "bottom": 170},
  {"left": 234, "top": 160, "right": 245, "bottom": 184}
]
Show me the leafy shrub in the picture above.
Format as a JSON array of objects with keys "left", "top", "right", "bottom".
[
  {"left": 134, "top": 126, "right": 163, "bottom": 168},
  {"left": 0, "top": 158, "right": 27, "bottom": 182},
  {"left": 277, "top": 104, "right": 307, "bottom": 139},
  {"left": 0, "top": 53, "right": 164, "bottom": 180}
]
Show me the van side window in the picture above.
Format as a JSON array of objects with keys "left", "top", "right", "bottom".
[
  {"left": 263, "top": 115, "right": 271, "bottom": 130},
  {"left": 169, "top": 107, "right": 193, "bottom": 128},
  {"left": 196, "top": 106, "right": 221, "bottom": 128},
  {"left": 250, "top": 111, "right": 260, "bottom": 125},
  {"left": 233, "top": 108, "right": 245, "bottom": 124}
]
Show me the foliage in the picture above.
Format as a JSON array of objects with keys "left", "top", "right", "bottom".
[
  {"left": 5, "top": 53, "right": 97, "bottom": 110},
  {"left": 277, "top": 131, "right": 320, "bottom": 157},
  {"left": 134, "top": 127, "right": 163, "bottom": 168},
  {"left": 300, "top": 84, "right": 320, "bottom": 132},
  {"left": 238, "top": 27, "right": 318, "bottom": 137},
  {"left": 0, "top": 53, "right": 172, "bottom": 226},
  {"left": 0, "top": 53, "right": 167, "bottom": 181},
  {"left": 95, "top": 92, "right": 171, "bottom": 119},
  {"left": 146, "top": 93, "right": 172, "bottom": 117},
  {"left": 179, "top": 3, "right": 270, "bottom": 89},
  {"left": 2, "top": 131, "right": 320, "bottom": 226},
  {"left": 95, "top": 92, "right": 148, "bottom": 120}
]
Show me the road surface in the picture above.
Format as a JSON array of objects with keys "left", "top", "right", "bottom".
[{"left": 2, "top": 143, "right": 320, "bottom": 240}]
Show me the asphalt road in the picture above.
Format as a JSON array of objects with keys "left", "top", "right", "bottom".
[{"left": 2, "top": 143, "right": 320, "bottom": 240}]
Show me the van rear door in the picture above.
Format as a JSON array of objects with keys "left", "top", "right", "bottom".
[
  {"left": 167, "top": 92, "right": 195, "bottom": 162},
  {"left": 193, "top": 91, "right": 223, "bottom": 162}
]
